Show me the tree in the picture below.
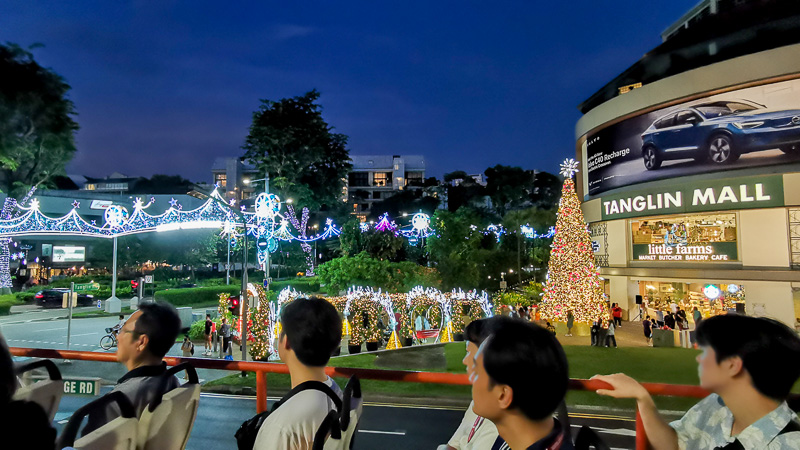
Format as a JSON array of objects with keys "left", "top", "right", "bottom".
[
  {"left": 338, "top": 218, "right": 406, "bottom": 262},
  {"left": 484, "top": 165, "right": 536, "bottom": 217},
  {"left": 537, "top": 166, "right": 607, "bottom": 325},
  {"left": 368, "top": 189, "right": 439, "bottom": 221},
  {"left": 0, "top": 43, "right": 79, "bottom": 198},
  {"left": 530, "top": 171, "right": 561, "bottom": 209},
  {"left": 243, "top": 90, "right": 352, "bottom": 211},
  {"left": 443, "top": 170, "right": 469, "bottom": 184}
]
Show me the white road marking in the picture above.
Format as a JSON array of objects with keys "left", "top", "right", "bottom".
[
  {"left": 70, "top": 332, "right": 99, "bottom": 337},
  {"left": 38, "top": 327, "right": 67, "bottom": 332},
  {"left": 358, "top": 430, "right": 406, "bottom": 436}
]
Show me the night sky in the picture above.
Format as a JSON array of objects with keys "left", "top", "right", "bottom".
[{"left": 3, "top": 1, "right": 698, "bottom": 182}]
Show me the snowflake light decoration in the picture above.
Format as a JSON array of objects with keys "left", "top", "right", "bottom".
[
  {"left": 559, "top": 158, "right": 580, "bottom": 178},
  {"left": 71, "top": 200, "right": 80, "bottom": 209}
]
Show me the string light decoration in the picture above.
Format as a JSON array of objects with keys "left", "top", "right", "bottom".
[
  {"left": 386, "top": 330, "right": 402, "bottom": 350},
  {"left": 374, "top": 213, "right": 398, "bottom": 233},
  {"left": 408, "top": 287, "right": 444, "bottom": 332},
  {"left": 538, "top": 160, "right": 607, "bottom": 324},
  {"left": 218, "top": 292, "right": 233, "bottom": 322},
  {"left": 249, "top": 285, "right": 275, "bottom": 361},
  {"left": 440, "top": 321, "right": 454, "bottom": 343},
  {"left": 391, "top": 293, "right": 414, "bottom": 340},
  {"left": 347, "top": 289, "right": 382, "bottom": 346},
  {"left": 0, "top": 188, "right": 345, "bottom": 283}
]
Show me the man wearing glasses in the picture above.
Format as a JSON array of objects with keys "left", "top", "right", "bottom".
[{"left": 83, "top": 302, "right": 182, "bottom": 435}]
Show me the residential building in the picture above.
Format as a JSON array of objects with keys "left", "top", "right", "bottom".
[
  {"left": 210, "top": 157, "right": 259, "bottom": 201},
  {"left": 82, "top": 172, "right": 140, "bottom": 193},
  {"left": 347, "top": 155, "right": 425, "bottom": 217}
]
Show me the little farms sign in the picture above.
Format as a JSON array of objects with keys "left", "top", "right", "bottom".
[{"left": 600, "top": 175, "right": 784, "bottom": 220}]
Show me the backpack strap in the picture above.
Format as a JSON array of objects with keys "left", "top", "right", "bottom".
[{"left": 272, "top": 380, "right": 343, "bottom": 414}]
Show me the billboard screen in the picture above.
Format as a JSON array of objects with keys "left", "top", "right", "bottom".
[
  {"left": 585, "top": 77, "right": 800, "bottom": 196},
  {"left": 53, "top": 246, "right": 85, "bottom": 263}
]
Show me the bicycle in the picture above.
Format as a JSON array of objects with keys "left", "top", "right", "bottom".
[{"left": 99, "top": 327, "right": 118, "bottom": 351}]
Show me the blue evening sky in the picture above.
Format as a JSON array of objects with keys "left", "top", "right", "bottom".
[{"left": 2, "top": 1, "right": 698, "bottom": 182}]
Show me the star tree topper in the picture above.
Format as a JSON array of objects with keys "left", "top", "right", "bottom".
[{"left": 560, "top": 158, "right": 580, "bottom": 178}]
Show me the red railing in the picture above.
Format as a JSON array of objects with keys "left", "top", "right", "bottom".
[{"left": 10, "top": 347, "right": 709, "bottom": 450}]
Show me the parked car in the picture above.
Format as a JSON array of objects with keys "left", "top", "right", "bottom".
[
  {"left": 34, "top": 289, "right": 95, "bottom": 308},
  {"left": 641, "top": 100, "right": 800, "bottom": 170}
]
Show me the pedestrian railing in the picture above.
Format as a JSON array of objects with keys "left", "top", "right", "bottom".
[{"left": 9, "top": 347, "right": 709, "bottom": 450}]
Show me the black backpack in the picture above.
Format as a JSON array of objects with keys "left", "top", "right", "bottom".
[{"left": 235, "top": 380, "right": 343, "bottom": 450}]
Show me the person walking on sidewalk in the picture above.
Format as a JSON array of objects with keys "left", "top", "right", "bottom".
[
  {"left": 203, "top": 314, "right": 213, "bottom": 355},
  {"left": 220, "top": 317, "right": 232, "bottom": 356},
  {"left": 566, "top": 310, "right": 574, "bottom": 337},
  {"left": 605, "top": 319, "right": 617, "bottom": 348},
  {"left": 643, "top": 315, "right": 653, "bottom": 346},
  {"left": 612, "top": 304, "right": 623, "bottom": 327},
  {"left": 692, "top": 307, "right": 702, "bottom": 327}
]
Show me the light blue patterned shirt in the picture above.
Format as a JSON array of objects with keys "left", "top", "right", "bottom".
[{"left": 669, "top": 394, "right": 800, "bottom": 449}]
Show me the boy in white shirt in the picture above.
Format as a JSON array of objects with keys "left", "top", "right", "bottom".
[{"left": 253, "top": 297, "right": 343, "bottom": 450}]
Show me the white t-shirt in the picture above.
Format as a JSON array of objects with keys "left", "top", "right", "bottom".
[
  {"left": 446, "top": 400, "right": 500, "bottom": 450},
  {"left": 254, "top": 377, "right": 343, "bottom": 450}
]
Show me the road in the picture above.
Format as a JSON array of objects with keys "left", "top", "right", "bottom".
[{"left": 4, "top": 307, "right": 639, "bottom": 449}]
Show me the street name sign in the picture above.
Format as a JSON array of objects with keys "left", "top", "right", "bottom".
[
  {"left": 63, "top": 377, "right": 101, "bottom": 396},
  {"left": 74, "top": 282, "right": 100, "bottom": 292}
]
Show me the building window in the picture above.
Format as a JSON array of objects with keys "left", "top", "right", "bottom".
[
  {"left": 85, "top": 184, "right": 96, "bottom": 191},
  {"left": 215, "top": 174, "right": 227, "bottom": 188},
  {"left": 405, "top": 171, "right": 423, "bottom": 187},
  {"left": 629, "top": 213, "right": 738, "bottom": 263},
  {"left": 348, "top": 172, "right": 368, "bottom": 187},
  {"left": 373, "top": 172, "right": 391, "bottom": 187}
]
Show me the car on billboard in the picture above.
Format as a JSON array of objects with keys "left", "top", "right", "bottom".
[{"left": 641, "top": 100, "right": 800, "bottom": 170}]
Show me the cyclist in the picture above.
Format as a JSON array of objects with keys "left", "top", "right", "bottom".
[{"left": 110, "top": 314, "right": 126, "bottom": 337}]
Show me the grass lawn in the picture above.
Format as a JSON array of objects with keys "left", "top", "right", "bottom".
[
  {"left": 204, "top": 343, "right": 713, "bottom": 411},
  {"left": 71, "top": 307, "right": 134, "bottom": 319}
]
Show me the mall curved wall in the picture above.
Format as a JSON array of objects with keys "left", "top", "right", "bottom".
[{"left": 575, "top": 43, "right": 800, "bottom": 326}]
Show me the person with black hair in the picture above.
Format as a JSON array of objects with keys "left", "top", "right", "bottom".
[
  {"left": 439, "top": 316, "right": 514, "bottom": 450},
  {"left": 472, "top": 320, "right": 573, "bottom": 450},
  {"left": 83, "top": 302, "right": 182, "bottom": 435},
  {"left": 254, "top": 297, "right": 343, "bottom": 450},
  {"left": 0, "top": 332, "right": 56, "bottom": 450},
  {"left": 593, "top": 315, "right": 800, "bottom": 449}
]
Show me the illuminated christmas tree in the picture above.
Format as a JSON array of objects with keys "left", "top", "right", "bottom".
[{"left": 538, "top": 159, "right": 608, "bottom": 324}]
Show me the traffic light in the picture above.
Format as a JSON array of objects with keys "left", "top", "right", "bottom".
[{"left": 229, "top": 296, "right": 240, "bottom": 316}]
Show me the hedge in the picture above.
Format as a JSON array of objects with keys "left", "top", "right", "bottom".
[
  {"left": 154, "top": 286, "right": 238, "bottom": 307},
  {"left": 0, "top": 294, "right": 23, "bottom": 316},
  {"left": 269, "top": 277, "right": 320, "bottom": 294}
]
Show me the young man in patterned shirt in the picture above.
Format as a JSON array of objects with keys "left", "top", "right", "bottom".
[{"left": 593, "top": 314, "right": 800, "bottom": 449}]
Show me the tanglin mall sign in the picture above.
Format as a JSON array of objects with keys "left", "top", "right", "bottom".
[{"left": 600, "top": 175, "right": 784, "bottom": 220}]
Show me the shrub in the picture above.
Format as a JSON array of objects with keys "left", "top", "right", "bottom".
[
  {"left": 269, "top": 277, "right": 321, "bottom": 294},
  {"left": 154, "top": 286, "right": 238, "bottom": 307},
  {"left": 316, "top": 253, "right": 441, "bottom": 294},
  {"left": 0, "top": 294, "right": 22, "bottom": 316},
  {"left": 188, "top": 319, "right": 207, "bottom": 340}
]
